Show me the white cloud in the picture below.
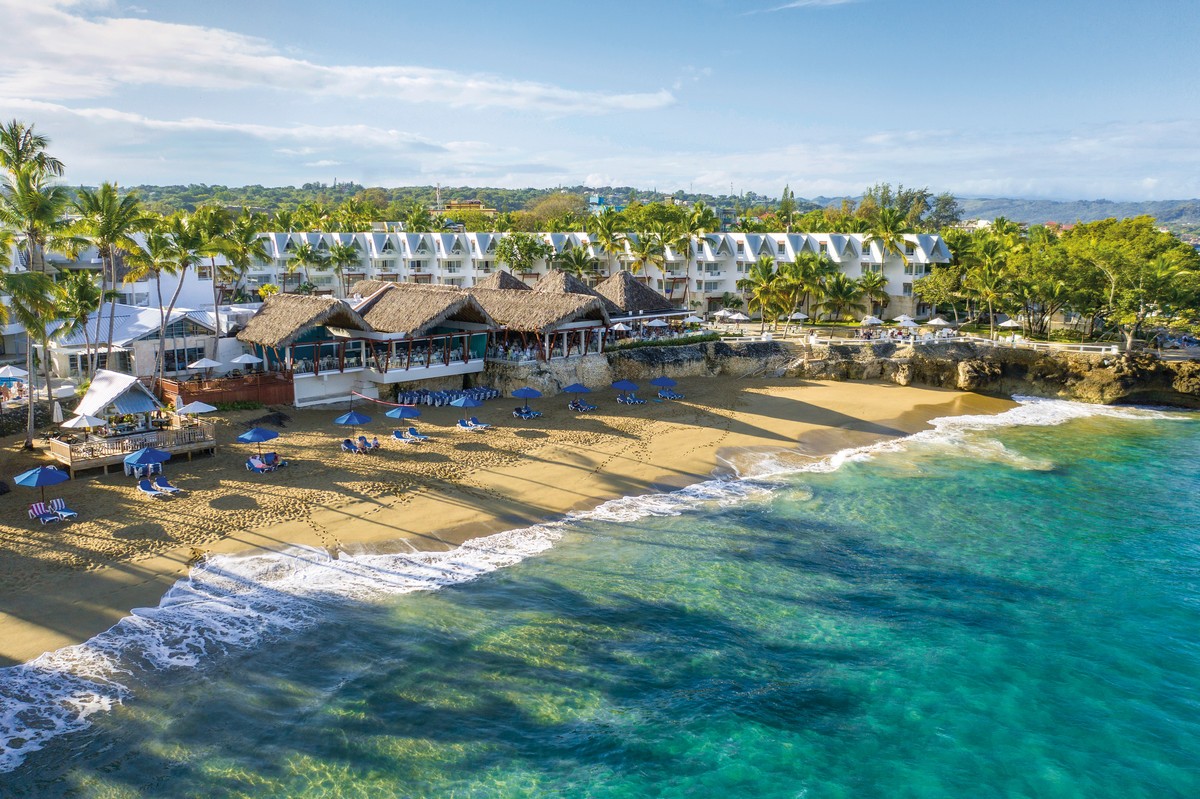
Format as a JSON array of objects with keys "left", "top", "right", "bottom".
[
  {"left": 0, "top": 1, "right": 672, "bottom": 114},
  {"left": 743, "top": 0, "right": 858, "bottom": 15}
]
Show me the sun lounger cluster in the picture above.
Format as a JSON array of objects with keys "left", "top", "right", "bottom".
[
  {"left": 28, "top": 498, "right": 77, "bottom": 524},
  {"left": 616, "top": 393, "right": 647, "bottom": 405},
  {"left": 512, "top": 406, "right": 542, "bottom": 420},
  {"left": 247, "top": 452, "right": 289, "bottom": 471},
  {"left": 341, "top": 437, "right": 380, "bottom": 454},
  {"left": 568, "top": 398, "right": 597, "bottom": 412},
  {"left": 393, "top": 427, "right": 430, "bottom": 443},
  {"left": 395, "top": 387, "right": 499, "bottom": 406},
  {"left": 457, "top": 417, "right": 491, "bottom": 431},
  {"left": 138, "top": 476, "right": 184, "bottom": 498},
  {"left": 657, "top": 389, "right": 685, "bottom": 400}
]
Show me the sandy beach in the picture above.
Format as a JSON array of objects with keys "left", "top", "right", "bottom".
[{"left": 0, "top": 378, "right": 1014, "bottom": 666}]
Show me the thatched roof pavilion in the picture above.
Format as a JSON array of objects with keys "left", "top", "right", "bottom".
[
  {"left": 237, "top": 294, "right": 372, "bottom": 349},
  {"left": 347, "top": 279, "right": 400, "bottom": 298},
  {"left": 354, "top": 283, "right": 496, "bottom": 336},
  {"left": 473, "top": 270, "right": 530, "bottom": 291},
  {"left": 533, "top": 269, "right": 622, "bottom": 316},
  {"left": 594, "top": 270, "right": 676, "bottom": 315},
  {"left": 469, "top": 287, "right": 611, "bottom": 333}
]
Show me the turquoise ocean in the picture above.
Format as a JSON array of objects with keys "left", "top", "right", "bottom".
[{"left": 2, "top": 398, "right": 1199, "bottom": 798}]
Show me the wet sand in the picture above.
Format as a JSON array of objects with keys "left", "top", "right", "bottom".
[{"left": 0, "top": 378, "right": 1014, "bottom": 666}]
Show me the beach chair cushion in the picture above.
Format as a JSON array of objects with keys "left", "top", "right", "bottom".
[
  {"left": 406, "top": 427, "right": 429, "bottom": 441},
  {"left": 153, "top": 476, "right": 182, "bottom": 493},
  {"left": 341, "top": 439, "right": 357, "bottom": 453},
  {"left": 469, "top": 417, "right": 491, "bottom": 429},
  {"left": 457, "top": 419, "right": 474, "bottom": 429},
  {"left": 246, "top": 458, "right": 273, "bottom": 473},
  {"left": 262, "top": 452, "right": 288, "bottom": 467},
  {"left": 28, "top": 501, "right": 60, "bottom": 524},
  {"left": 49, "top": 497, "right": 78, "bottom": 519},
  {"left": 138, "top": 479, "right": 168, "bottom": 497}
]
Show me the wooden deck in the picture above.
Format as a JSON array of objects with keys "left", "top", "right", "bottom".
[{"left": 48, "top": 422, "right": 218, "bottom": 477}]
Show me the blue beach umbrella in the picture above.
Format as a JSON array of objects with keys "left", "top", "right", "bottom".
[
  {"left": 562, "top": 383, "right": 591, "bottom": 396},
  {"left": 450, "top": 396, "right": 483, "bottom": 409},
  {"left": 237, "top": 426, "right": 280, "bottom": 455},
  {"left": 385, "top": 405, "right": 421, "bottom": 420},
  {"left": 611, "top": 379, "right": 638, "bottom": 398},
  {"left": 333, "top": 410, "right": 372, "bottom": 426},
  {"left": 124, "top": 447, "right": 171, "bottom": 467},
  {"left": 14, "top": 465, "right": 69, "bottom": 503},
  {"left": 650, "top": 376, "right": 677, "bottom": 388},
  {"left": 512, "top": 386, "right": 542, "bottom": 410}
]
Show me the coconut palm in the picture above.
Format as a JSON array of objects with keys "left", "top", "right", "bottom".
[
  {"left": 124, "top": 219, "right": 203, "bottom": 384},
  {"left": 858, "top": 270, "right": 891, "bottom": 316},
  {"left": 288, "top": 241, "right": 327, "bottom": 288},
  {"left": 737, "top": 254, "right": 783, "bottom": 332},
  {"left": 689, "top": 201, "right": 720, "bottom": 235},
  {"left": 627, "top": 233, "right": 664, "bottom": 276},
  {"left": 864, "top": 207, "right": 914, "bottom": 271},
  {"left": 0, "top": 270, "right": 60, "bottom": 446},
  {"left": 273, "top": 209, "right": 299, "bottom": 232},
  {"left": 401, "top": 203, "right": 435, "bottom": 232},
  {"left": 817, "top": 272, "right": 867, "bottom": 321},
  {"left": 69, "top": 182, "right": 151, "bottom": 364},
  {"left": 56, "top": 270, "right": 105, "bottom": 382},
  {"left": 328, "top": 241, "right": 361, "bottom": 295},
  {"left": 554, "top": 245, "right": 595, "bottom": 278},
  {"left": 0, "top": 119, "right": 65, "bottom": 179},
  {"left": 587, "top": 207, "right": 627, "bottom": 274},
  {"left": 962, "top": 236, "right": 1010, "bottom": 338},
  {"left": 0, "top": 164, "right": 75, "bottom": 276},
  {"left": 223, "top": 211, "right": 270, "bottom": 301}
]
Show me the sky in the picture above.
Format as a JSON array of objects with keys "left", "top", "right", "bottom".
[{"left": 1, "top": 0, "right": 1198, "bottom": 201}]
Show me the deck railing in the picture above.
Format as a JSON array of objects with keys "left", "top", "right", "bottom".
[{"left": 49, "top": 421, "right": 217, "bottom": 475}]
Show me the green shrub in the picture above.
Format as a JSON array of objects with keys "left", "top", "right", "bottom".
[
  {"left": 214, "top": 400, "right": 265, "bottom": 411},
  {"left": 612, "top": 332, "right": 720, "bottom": 350}
]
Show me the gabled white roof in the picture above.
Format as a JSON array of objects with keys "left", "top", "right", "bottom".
[
  {"left": 48, "top": 303, "right": 215, "bottom": 348},
  {"left": 75, "top": 369, "right": 164, "bottom": 418}
]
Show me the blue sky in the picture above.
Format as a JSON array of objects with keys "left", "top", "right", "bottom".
[{"left": 1, "top": 0, "right": 1197, "bottom": 200}]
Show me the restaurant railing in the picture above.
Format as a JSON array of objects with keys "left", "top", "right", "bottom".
[{"left": 54, "top": 421, "right": 217, "bottom": 463}]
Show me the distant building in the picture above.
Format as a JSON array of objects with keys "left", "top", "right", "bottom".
[{"left": 442, "top": 199, "right": 499, "bottom": 218}]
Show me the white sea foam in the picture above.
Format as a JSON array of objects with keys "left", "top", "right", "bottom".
[{"left": 0, "top": 396, "right": 1187, "bottom": 773}]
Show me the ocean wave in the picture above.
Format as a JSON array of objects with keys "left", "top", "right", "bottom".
[{"left": 0, "top": 396, "right": 1187, "bottom": 773}]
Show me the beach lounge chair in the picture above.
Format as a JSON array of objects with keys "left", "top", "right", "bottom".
[
  {"left": 246, "top": 457, "right": 274, "bottom": 473},
  {"left": 469, "top": 416, "right": 492, "bottom": 430},
  {"left": 392, "top": 429, "right": 417, "bottom": 443},
  {"left": 153, "top": 476, "right": 183, "bottom": 494},
  {"left": 657, "top": 389, "right": 685, "bottom": 400},
  {"left": 138, "top": 479, "right": 169, "bottom": 498},
  {"left": 28, "top": 501, "right": 60, "bottom": 525},
  {"left": 49, "top": 497, "right": 78, "bottom": 520},
  {"left": 405, "top": 427, "right": 429, "bottom": 442},
  {"left": 458, "top": 418, "right": 486, "bottom": 432},
  {"left": 262, "top": 452, "right": 288, "bottom": 468},
  {"left": 341, "top": 439, "right": 358, "bottom": 453}
]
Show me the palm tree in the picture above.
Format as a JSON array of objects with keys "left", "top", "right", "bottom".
[
  {"left": 57, "top": 270, "right": 104, "bottom": 382},
  {"left": 554, "top": 245, "right": 595, "bottom": 278},
  {"left": 125, "top": 220, "right": 198, "bottom": 385},
  {"left": 401, "top": 202, "right": 435, "bottom": 232},
  {"left": 192, "top": 205, "right": 233, "bottom": 339},
  {"left": 70, "top": 182, "right": 151, "bottom": 365},
  {"left": 0, "top": 119, "right": 65, "bottom": 179},
  {"left": 288, "top": 241, "right": 327, "bottom": 288},
  {"left": 689, "top": 201, "right": 720, "bottom": 234},
  {"left": 817, "top": 273, "right": 867, "bottom": 321},
  {"left": 858, "top": 270, "right": 891, "bottom": 317},
  {"left": 272, "top": 209, "right": 299, "bottom": 232},
  {"left": 962, "top": 236, "right": 1010, "bottom": 338},
  {"left": 0, "top": 164, "right": 75, "bottom": 276},
  {"left": 328, "top": 241, "right": 361, "bottom": 295},
  {"left": 587, "top": 207, "right": 627, "bottom": 275},
  {"left": 737, "top": 254, "right": 782, "bottom": 332},
  {"left": 223, "top": 211, "right": 270, "bottom": 301},
  {"left": 627, "top": 233, "right": 664, "bottom": 276},
  {"left": 0, "top": 270, "right": 60, "bottom": 446},
  {"left": 864, "top": 207, "right": 914, "bottom": 271}
]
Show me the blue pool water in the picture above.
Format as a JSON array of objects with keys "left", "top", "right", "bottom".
[{"left": 3, "top": 398, "right": 1199, "bottom": 797}]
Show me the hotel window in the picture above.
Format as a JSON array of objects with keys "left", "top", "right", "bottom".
[
  {"left": 819, "top": 242, "right": 828, "bottom": 254},
  {"left": 905, "top": 243, "right": 916, "bottom": 256},
  {"left": 410, "top": 260, "right": 426, "bottom": 271},
  {"left": 736, "top": 242, "right": 745, "bottom": 254},
  {"left": 704, "top": 281, "right": 722, "bottom": 292},
  {"left": 861, "top": 262, "right": 881, "bottom": 275},
  {"left": 198, "top": 266, "right": 212, "bottom": 280},
  {"left": 902, "top": 282, "right": 913, "bottom": 296},
  {"left": 445, "top": 262, "right": 462, "bottom": 274}
]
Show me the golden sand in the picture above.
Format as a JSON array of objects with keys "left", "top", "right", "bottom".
[{"left": 0, "top": 378, "right": 1013, "bottom": 666}]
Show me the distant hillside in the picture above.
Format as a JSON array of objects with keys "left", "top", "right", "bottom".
[{"left": 955, "top": 198, "right": 1200, "bottom": 231}]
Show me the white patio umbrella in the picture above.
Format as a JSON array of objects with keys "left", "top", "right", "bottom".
[
  {"left": 188, "top": 357, "right": 223, "bottom": 369},
  {"left": 175, "top": 400, "right": 218, "bottom": 415},
  {"left": 712, "top": 309, "right": 733, "bottom": 318},
  {"left": 683, "top": 315, "right": 704, "bottom": 324},
  {"left": 893, "top": 314, "right": 914, "bottom": 322},
  {"left": 611, "top": 322, "right": 632, "bottom": 331},
  {"left": 0, "top": 364, "right": 29, "bottom": 379},
  {"left": 897, "top": 319, "right": 920, "bottom": 328},
  {"left": 789, "top": 312, "right": 810, "bottom": 321},
  {"left": 728, "top": 312, "right": 750, "bottom": 322},
  {"left": 925, "top": 318, "right": 952, "bottom": 327},
  {"left": 61, "top": 413, "right": 107, "bottom": 429},
  {"left": 861, "top": 316, "right": 884, "bottom": 326},
  {"left": 229, "top": 353, "right": 263, "bottom": 365},
  {"left": 998, "top": 319, "right": 1023, "bottom": 329},
  {"left": 52, "top": 401, "right": 63, "bottom": 423},
  {"left": 645, "top": 318, "right": 669, "bottom": 328}
]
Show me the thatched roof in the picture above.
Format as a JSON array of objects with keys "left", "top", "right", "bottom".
[
  {"left": 469, "top": 287, "right": 611, "bottom": 333},
  {"left": 533, "top": 269, "right": 623, "bottom": 316},
  {"left": 237, "top": 294, "right": 372, "bottom": 348},
  {"left": 473, "top": 270, "right": 530, "bottom": 291},
  {"left": 354, "top": 283, "right": 496, "bottom": 336},
  {"left": 594, "top": 270, "right": 676, "bottom": 315}
]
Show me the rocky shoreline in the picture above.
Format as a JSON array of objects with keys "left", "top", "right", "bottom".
[{"left": 483, "top": 341, "right": 1200, "bottom": 409}]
